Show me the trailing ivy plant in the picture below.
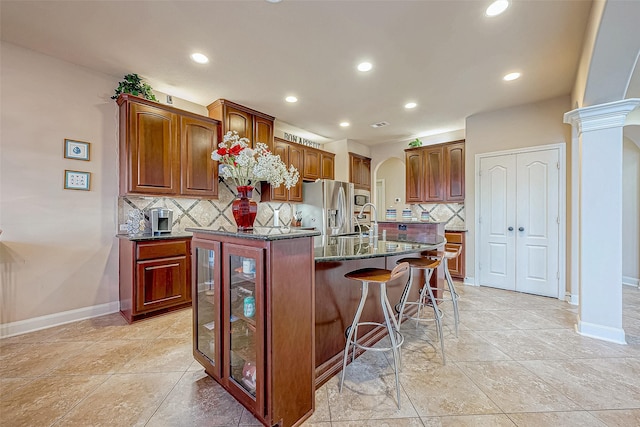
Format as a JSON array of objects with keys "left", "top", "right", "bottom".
[{"left": 111, "top": 73, "right": 158, "bottom": 101}]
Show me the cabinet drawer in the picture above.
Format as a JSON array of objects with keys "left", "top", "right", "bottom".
[
  {"left": 445, "top": 232, "right": 463, "bottom": 244},
  {"left": 137, "top": 240, "right": 188, "bottom": 260}
]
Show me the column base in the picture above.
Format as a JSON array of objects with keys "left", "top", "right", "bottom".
[{"left": 575, "top": 318, "right": 627, "bottom": 344}]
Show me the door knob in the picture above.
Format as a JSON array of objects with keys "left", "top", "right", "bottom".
[
  {"left": 518, "top": 227, "right": 524, "bottom": 232},
  {"left": 508, "top": 227, "right": 514, "bottom": 231}
]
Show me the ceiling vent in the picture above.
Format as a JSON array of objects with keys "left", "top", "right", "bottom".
[{"left": 370, "top": 121, "right": 389, "bottom": 128}]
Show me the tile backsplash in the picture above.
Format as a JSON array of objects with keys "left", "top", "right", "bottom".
[
  {"left": 118, "top": 181, "right": 295, "bottom": 234},
  {"left": 409, "top": 203, "right": 465, "bottom": 229}
]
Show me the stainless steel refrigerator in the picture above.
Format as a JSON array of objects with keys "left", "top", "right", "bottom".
[{"left": 299, "top": 180, "right": 354, "bottom": 235}]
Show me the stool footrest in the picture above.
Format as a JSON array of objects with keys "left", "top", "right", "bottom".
[{"left": 347, "top": 322, "right": 404, "bottom": 352}]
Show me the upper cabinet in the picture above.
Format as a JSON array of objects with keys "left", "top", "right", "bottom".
[
  {"left": 118, "top": 94, "right": 220, "bottom": 198},
  {"left": 261, "top": 138, "right": 303, "bottom": 203},
  {"left": 444, "top": 142, "right": 465, "bottom": 202},
  {"left": 207, "top": 99, "right": 275, "bottom": 151},
  {"left": 349, "top": 152, "right": 372, "bottom": 191},
  {"left": 405, "top": 140, "right": 465, "bottom": 203},
  {"left": 302, "top": 146, "right": 335, "bottom": 181}
]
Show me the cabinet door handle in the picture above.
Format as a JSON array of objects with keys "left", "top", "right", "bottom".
[
  {"left": 518, "top": 227, "right": 524, "bottom": 232},
  {"left": 508, "top": 227, "right": 514, "bottom": 231}
]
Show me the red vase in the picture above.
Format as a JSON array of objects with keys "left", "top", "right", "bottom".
[{"left": 232, "top": 185, "right": 258, "bottom": 231}]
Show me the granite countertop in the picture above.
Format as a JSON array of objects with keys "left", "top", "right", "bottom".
[
  {"left": 377, "top": 220, "right": 446, "bottom": 224},
  {"left": 444, "top": 226, "right": 468, "bottom": 232},
  {"left": 116, "top": 231, "right": 193, "bottom": 241},
  {"left": 314, "top": 234, "right": 445, "bottom": 262},
  {"left": 186, "top": 226, "right": 321, "bottom": 241}
]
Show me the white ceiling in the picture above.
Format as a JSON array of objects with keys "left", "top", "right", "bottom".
[{"left": 1, "top": 0, "right": 594, "bottom": 146}]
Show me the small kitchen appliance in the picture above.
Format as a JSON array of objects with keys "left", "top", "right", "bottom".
[{"left": 149, "top": 208, "right": 173, "bottom": 235}]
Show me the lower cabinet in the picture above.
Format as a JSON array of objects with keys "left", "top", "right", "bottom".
[
  {"left": 192, "top": 232, "right": 315, "bottom": 427},
  {"left": 119, "top": 237, "right": 192, "bottom": 323},
  {"left": 445, "top": 231, "right": 465, "bottom": 280}
]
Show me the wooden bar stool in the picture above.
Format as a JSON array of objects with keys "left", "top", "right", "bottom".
[
  {"left": 422, "top": 243, "right": 461, "bottom": 337},
  {"left": 340, "top": 262, "right": 410, "bottom": 409},
  {"left": 395, "top": 256, "right": 446, "bottom": 364}
]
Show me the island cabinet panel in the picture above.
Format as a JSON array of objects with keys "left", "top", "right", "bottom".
[
  {"left": 192, "top": 232, "right": 315, "bottom": 427},
  {"left": 207, "top": 99, "right": 275, "bottom": 151},
  {"left": 180, "top": 116, "right": 220, "bottom": 198},
  {"left": 320, "top": 151, "right": 335, "bottom": 180},
  {"left": 405, "top": 140, "right": 465, "bottom": 203},
  {"left": 118, "top": 94, "right": 220, "bottom": 198},
  {"left": 119, "top": 237, "right": 192, "bottom": 323}
]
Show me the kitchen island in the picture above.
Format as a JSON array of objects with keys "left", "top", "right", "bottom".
[
  {"left": 188, "top": 226, "right": 320, "bottom": 427},
  {"left": 313, "top": 232, "right": 446, "bottom": 387}
]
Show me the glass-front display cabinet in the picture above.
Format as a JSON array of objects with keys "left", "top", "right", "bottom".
[
  {"left": 191, "top": 231, "right": 315, "bottom": 427},
  {"left": 193, "top": 240, "right": 221, "bottom": 379},
  {"left": 223, "top": 244, "right": 264, "bottom": 411}
]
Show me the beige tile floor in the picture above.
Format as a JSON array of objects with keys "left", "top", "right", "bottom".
[{"left": 1, "top": 284, "right": 640, "bottom": 426}]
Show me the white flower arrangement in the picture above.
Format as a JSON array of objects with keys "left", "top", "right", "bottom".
[{"left": 211, "top": 131, "right": 300, "bottom": 189}]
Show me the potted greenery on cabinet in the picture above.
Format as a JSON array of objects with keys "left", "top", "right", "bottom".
[{"left": 111, "top": 73, "right": 158, "bottom": 101}]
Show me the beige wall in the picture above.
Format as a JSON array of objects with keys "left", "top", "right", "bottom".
[
  {"left": 464, "top": 95, "right": 572, "bottom": 284},
  {"left": 323, "top": 139, "right": 371, "bottom": 183},
  {"left": 622, "top": 135, "right": 640, "bottom": 284},
  {"left": 377, "top": 157, "right": 406, "bottom": 211},
  {"left": 1, "top": 42, "right": 121, "bottom": 330}
]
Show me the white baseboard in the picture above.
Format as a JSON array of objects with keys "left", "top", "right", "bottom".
[
  {"left": 463, "top": 276, "right": 477, "bottom": 286},
  {"left": 576, "top": 318, "right": 627, "bottom": 345},
  {"left": 623, "top": 275, "right": 639, "bottom": 288},
  {"left": 0, "top": 301, "right": 120, "bottom": 339},
  {"left": 566, "top": 292, "right": 579, "bottom": 305}
]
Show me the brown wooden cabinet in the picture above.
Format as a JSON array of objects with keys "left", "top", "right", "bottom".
[
  {"left": 119, "top": 236, "right": 192, "bottom": 323},
  {"left": 445, "top": 231, "right": 466, "bottom": 279},
  {"left": 118, "top": 94, "right": 220, "bottom": 198},
  {"left": 207, "top": 99, "right": 274, "bottom": 151},
  {"left": 192, "top": 231, "right": 315, "bottom": 427},
  {"left": 181, "top": 116, "right": 220, "bottom": 198},
  {"left": 349, "top": 152, "right": 372, "bottom": 190},
  {"left": 405, "top": 140, "right": 465, "bottom": 203},
  {"left": 261, "top": 137, "right": 303, "bottom": 202},
  {"left": 320, "top": 151, "right": 335, "bottom": 180},
  {"left": 444, "top": 142, "right": 465, "bottom": 202},
  {"left": 301, "top": 146, "right": 335, "bottom": 181},
  {"left": 303, "top": 148, "right": 320, "bottom": 181}
]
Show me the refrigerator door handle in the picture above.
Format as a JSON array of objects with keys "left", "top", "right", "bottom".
[{"left": 337, "top": 186, "right": 346, "bottom": 231}]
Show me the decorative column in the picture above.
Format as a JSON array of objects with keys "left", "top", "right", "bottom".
[{"left": 564, "top": 98, "right": 640, "bottom": 344}]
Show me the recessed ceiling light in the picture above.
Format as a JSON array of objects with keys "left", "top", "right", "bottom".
[
  {"left": 503, "top": 72, "right": 521, "bottom": 81},
  {"left": 285, "top": 96, "right": 298, "bottom": 103},
  {"left": 486, "top": 0, "right": 509, "bottom": 17},
  {"left": 357, "top": 62, "right": 373, "bottom": 72},
  {"left": 265, "top": 0, "right": 282, "bottom": 3},
  {"left": 190, "top": 53, "right": 209, "bottom": 64},
  {"left": 405, "top": 102, "right": 417, "bottom": 109},
  {"left": 339, "top": 122, "right": 350, "bottom": 127}
]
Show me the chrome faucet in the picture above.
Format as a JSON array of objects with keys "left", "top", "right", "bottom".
[{"left": 358, "top": 203, "right": 378, "bottom": 237}]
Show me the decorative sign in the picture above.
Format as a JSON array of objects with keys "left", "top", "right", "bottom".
[{"left": 283, "top": 132, "right": 319, "bottom": 148}]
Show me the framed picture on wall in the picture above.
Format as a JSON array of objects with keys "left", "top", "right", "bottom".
[
  {"left": 64, "top": 170, "right": 91, "bottom": 191},
  {"left": 64, "top": 139, "right": 90, "bottom": 161}
]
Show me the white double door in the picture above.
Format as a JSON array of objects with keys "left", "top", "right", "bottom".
[{"left": 478, "top": 148, "right": 560, "bottom": 297}]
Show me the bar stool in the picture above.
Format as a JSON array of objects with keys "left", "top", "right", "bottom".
[
  {"left": 395, "top": 256, "right": 446, "bottom": 364},
  {"left": 423, "top": 244, "right": 461, "bottom": 337},
  {"left": 340, "top": 262, "right": 410, "bottom": 409}
]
